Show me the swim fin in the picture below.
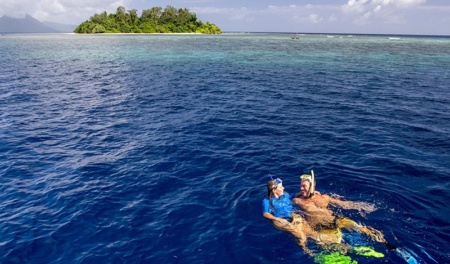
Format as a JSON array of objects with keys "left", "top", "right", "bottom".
[
  {"left": 395, "top": 248, "right": 419, "bottom": 264},
  {"left": 352, "top": 246, "right": 384, "bottom": 258},
  {"left": 314, "top": 251, "right": 357, "bottom": 264}
]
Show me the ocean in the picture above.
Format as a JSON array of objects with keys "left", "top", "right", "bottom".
[{"left": 0, "top": 33, "right": 449, "bottom": 263}]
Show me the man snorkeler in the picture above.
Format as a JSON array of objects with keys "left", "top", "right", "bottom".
[{"left": 293, "top": 170, "right": 387, "bottom": 244}]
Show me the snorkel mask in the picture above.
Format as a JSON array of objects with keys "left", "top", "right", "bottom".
[
  {"left": 268, "top": 174, "right": 282, "bottom": 190},
  {"left": 270, "top": 178, "right": 282, "bottom": 190},
  {"left": 300, "top": 170, "right": 315, "bottom": 197}
]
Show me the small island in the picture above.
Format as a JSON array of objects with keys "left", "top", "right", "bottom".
[{"left": 74, "top": 6, "right": 222, "bottom": 34}]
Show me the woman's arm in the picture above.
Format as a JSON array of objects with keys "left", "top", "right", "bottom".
[
  {"left": 263, "top": 212, "right": 290, "bottom": 225},
  {"left": 263, "top": 212, "right": 277, "bottom": 220}
]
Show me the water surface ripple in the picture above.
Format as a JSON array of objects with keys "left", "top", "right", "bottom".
[{"left": 0, "top": 33, "right": 449, "bottom": 263}]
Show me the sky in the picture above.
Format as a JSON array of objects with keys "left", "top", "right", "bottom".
[{"left": 0, "top": 0, "right": 449, "bottom": 35}]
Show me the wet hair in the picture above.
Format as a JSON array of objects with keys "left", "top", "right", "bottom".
[{"left": 267, "top": 180, "right": 277, "bottom": 212}]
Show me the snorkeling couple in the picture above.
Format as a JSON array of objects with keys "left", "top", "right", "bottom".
[{"left": 262, "top": 171, "right": 388, "bottom": 256}]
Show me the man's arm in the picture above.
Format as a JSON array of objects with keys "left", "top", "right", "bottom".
[{"left": 328, "top": 195, "right": 376, "bottom": 214}]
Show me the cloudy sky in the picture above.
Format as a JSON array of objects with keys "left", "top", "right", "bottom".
[{"left": 0, "top": 0, "right": 449, "bottom": 35}]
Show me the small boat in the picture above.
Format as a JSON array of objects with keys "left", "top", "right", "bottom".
[{"left": 388, "top": 37, "right": 401, "bottom": 40}]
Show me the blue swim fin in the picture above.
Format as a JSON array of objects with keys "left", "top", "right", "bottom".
[
  {"left": 412, "top": 243, "right": 438, "bottom": 263},
  {"left": 395, "top": 247, "right": 419, "bottom": 264}
]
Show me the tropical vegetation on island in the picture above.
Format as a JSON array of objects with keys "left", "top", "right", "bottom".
[{"left": 74, "top": 6, "right": 222, "bottom": 34}]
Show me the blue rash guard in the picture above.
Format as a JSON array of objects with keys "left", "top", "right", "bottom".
[{"left": 262, "top": 192, "right": 293, "bottom": 219}]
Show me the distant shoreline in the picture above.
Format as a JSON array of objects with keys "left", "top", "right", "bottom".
[
  {"left": 223, "top": 31, "right": 450, "bottom": 38},
  {"left": 0, "top": 32, "right": 204, "bottom": 35},
  {"left": 97, "top": 32, "right": 203, "bottom": 35},
  {"left": 2, "top": 32, "right": 449, "bottom": 39}
]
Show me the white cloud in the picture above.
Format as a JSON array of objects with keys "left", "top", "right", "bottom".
[
  {"left": 392, "top": 0, "right": 427, "bottom": 8},
  {"left": 341, "top": 0, "right": 427, "bottom": 26},
  {"left": 373, "top": 5, "right": 382, "bottom": 13},
  {"left": 341, "top": 0, "right": 370, "bottom": 14},
  {"left": 292, "top": 13, "right": 324, "bottom": 24},
  {"left": 329, "top": 14, "right": 337, "bottom": 22},
  {"left": 342, "top": 0, "right": 427, "bottom": 14},
  {"left": 309, "top": 13, "right": 323, "bottom": 23},
  {"left": 0, "top": 0, "right": 37, "bottom": 18},
  {"left": 267, "top": 4, "right": 300, "bottom": 12},
  {"left": 184, "top": 0, "right": 221, "bottom": 3},
  {"left": 0, "top": 0, "right": 130, "bottom": 24},
  {"left": 191, "top": 6, "right": 256, "bottom": 22},
  {"left": 229, "top": 7, "right": 255, "bottom": 21},
  {"left": 354, "top": 11, "right": 372, "bottom": 25},
  {"left": 191, "top": 6, "right": 234, "bottom": 15}
]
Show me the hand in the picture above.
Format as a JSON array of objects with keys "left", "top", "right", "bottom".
[
  {"left": 357, "top": 202, "right": 376, "bottom": 214},
  {"left": 304, "top": 248, "right": 315, "bottom": 257},
  {"left": 275, "top": 218, "right": 289, "bottom": 225}
]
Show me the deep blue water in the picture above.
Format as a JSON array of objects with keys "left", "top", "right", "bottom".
[{"left": 1, "top": 33, "right": 449, "bottom": 264}]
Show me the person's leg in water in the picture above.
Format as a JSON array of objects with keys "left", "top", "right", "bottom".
[
  {"left": 310, "top": 219, "right": 352, "bottom": 254},
  {"left": 273, "top": 214, "right": 351, "bottom": 256},
  {"left": 272, "top": 214, "right": 314, "bottom": 256},
  {"left": 337, "top": 217, "right": 386, "bottom": 243}
]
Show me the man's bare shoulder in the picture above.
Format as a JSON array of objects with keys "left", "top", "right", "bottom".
[
  {"left": 317, "top": 193, "right": 331, "bottom": 199},
  {"left": 315, "top": 193, "right": 333, "bottom": 201},
  {"left": 292, "top": 197, "right": 303, "bottom": 204},
  {"left": 293, "top": 197, "right": 311, "bottom": 205}
]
